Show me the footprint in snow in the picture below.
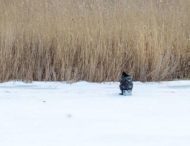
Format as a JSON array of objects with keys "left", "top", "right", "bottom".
[{"left": 66, "top": 114, "right": 72, "bottom": 118}]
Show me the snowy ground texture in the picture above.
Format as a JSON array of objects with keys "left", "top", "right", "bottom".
[{"left": 0, "top": 80, "right": 190, "bottom": 146}]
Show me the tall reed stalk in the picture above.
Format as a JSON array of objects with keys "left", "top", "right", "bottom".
[{"left": 0, "top": 0, "right": 189, "bottom": 82}]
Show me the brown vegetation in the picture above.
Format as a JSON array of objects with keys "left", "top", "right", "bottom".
[{"left": 0, "top": 0, "right": 189, "bottom": 82}]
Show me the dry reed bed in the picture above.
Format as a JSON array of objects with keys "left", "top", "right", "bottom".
[{"left": 0, "top": 0, "right": 189, "bottom": 82}]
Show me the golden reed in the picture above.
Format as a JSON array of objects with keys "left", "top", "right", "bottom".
[{"left": 0, "top": 0, "right": 189, "bottom": 82}]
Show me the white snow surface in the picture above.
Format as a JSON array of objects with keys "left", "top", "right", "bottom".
[{"left": 0, "top": 80, "right": 190, "bottom": 146}]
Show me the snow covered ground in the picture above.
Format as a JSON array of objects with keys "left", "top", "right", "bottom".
[{"left": 0, "top": 80, "right": 190, "bottom": 146}]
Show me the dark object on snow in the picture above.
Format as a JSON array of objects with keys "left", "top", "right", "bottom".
[{"left": 119, "top": 72, "right": 133, "bottom": 95}]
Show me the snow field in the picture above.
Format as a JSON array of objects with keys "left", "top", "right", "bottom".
[{"left": 0, "top": 81, "right": 190, "bottom": 146}]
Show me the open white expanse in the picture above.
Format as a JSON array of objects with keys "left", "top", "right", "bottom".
[{"left": 0, "top": 80, "right": 190, "bottom": 146}]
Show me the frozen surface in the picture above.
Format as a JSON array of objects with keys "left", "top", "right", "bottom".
[{"left": 0, "top": 80, "right": 190, "bottom": 146}]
